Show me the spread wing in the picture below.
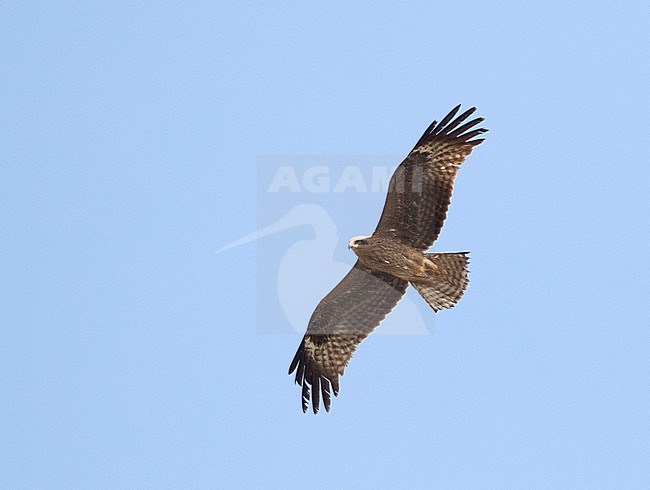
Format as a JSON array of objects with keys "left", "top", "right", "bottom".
[
  {"left": 288, "top": 260, "right": 407, "bottom": 413},
  {"left": 374, "top": 105, "right": 487, "bottom": 250}
]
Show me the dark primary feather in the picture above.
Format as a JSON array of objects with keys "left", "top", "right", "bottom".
[
  {"left": 288, "top": 260, "right": 407, "bottom": 413},
  {"left": 374, "top": 105, "right": 487, "bottom": 250}
]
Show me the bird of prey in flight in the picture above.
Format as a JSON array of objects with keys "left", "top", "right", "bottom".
[{"left": 288, "top": 105, "right": 487, "bottom": 413}]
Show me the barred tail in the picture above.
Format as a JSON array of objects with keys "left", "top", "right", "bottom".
[{"left": 411, "top": 252, "right": 469, "bottom": 312}]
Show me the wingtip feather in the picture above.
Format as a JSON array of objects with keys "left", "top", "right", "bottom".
[
  {"left": 331, "top": 377, "right": 340, "bottom": 396},
  {"left": 432, "top": 104, "right": 462, "bottom": 135},
  {"left": 288, "top": 352, "right": 299, "bottom": 375},
  {"left": 301, "top": 379, "right": 310, "bottom": 413},
  {"left": 321, "top": 378, "right": 332, "bottom": 412}
]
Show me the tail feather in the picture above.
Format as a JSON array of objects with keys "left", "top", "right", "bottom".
[{"left": 411, "top": 252, "right": 469, "bottom": 312}]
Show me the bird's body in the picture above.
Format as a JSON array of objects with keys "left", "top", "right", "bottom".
[
  {"left": 350, "top": 235, "right": 432, "bottom": 282},
  {"left": 289, "top": 105, "right": 487, "bottom": 413}
]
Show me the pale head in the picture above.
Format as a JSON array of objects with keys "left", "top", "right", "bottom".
[{"left": 348, "top": 235, "right": 371, "bottom": 249}]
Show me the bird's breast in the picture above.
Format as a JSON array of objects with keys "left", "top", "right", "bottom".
[{"left": 354, "top": 239, "right": 427, "bottom": 281}]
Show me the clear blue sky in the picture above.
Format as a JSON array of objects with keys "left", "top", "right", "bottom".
[{"left": 2, "top": 2, "right": 649, "bottom": 488}]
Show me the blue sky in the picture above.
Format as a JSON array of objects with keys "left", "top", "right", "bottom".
[{"left": 2, "top": 1, "right": 649, "bottom": 488}]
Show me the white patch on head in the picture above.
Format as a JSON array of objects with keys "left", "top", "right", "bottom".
[{"left": 348, "top": 235, "right": 371, "bottom": 248}]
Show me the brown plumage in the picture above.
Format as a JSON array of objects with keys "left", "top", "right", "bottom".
[{"left": 289, "top": 105, "right": 487, "bottom": 413}]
